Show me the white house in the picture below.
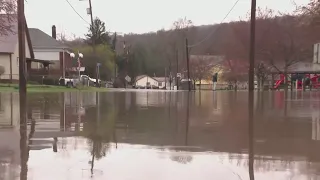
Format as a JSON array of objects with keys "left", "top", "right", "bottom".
[
  {"left": 0, "top": 14, "right": 33, "bottom": 81},
  {"left": 153, "top": 77, "right": 170, "bottom": 89},
  {"left": 135, "top": 75, "right": 159, "bottom": 88},
  {"left": 28, "top": 26, "right": 76, "bottom": 77},
  {"left": 135, "top": 75, "right": 171, "bottom": 89}
]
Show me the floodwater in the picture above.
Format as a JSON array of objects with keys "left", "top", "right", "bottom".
[{"left": 0, "top": 90, "right": 320, "bottom": 180}]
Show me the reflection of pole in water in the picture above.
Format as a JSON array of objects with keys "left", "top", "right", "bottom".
[
  {"left": 91, "top": 141, "right": 96, "bottom": 176},
  {"left": 60, "top": 93, "right": 66, "bottom": 131},
  {"left": 312, "top": 111, "right": 320, "bottom": 141},
  {"left": 20, "top": 122, "right": 28, "bottom": 180},
  {"left": 185, "top": 92, "right": 190, "bottom": 146},
  {"left": 53, "top": 137, "right": 58, "bottom": 153},
  {"left": 10, "top": 93, "right": 13, "bottom": 126},
  {"left": 20, "top": 100, "right": 28, "bottom": 180},
  {"left": 248, "top": 112, "right": 255, "bottom": 180},
  {"left": 91, "top": 92, "right": 100, "bottom": 176}
]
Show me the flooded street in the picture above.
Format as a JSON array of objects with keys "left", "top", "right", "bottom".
[{"left": 0, "top": 91, "right": 320, "bottom": 180}]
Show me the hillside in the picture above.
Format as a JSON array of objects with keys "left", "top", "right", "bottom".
[{"left": 114, "top": 23, "right": 237, "bottom": 77}]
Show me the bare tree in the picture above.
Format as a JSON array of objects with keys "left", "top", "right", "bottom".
[
  {"left": 258, "top": 15, "right": 313, "bottom": 90},
  {"left": 0, "top": 0, "right": 16, "bottom": 35},
  {"left": 189, "top": 55, "right": 222, "bottom": 90},
  {"left": 169, "top": 17, "right": 193, "bottom": 87},
  {"left": 221, "top": 59, "right": 248, "bottom": 91}
]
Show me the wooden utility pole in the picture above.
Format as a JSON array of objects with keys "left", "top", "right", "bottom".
[
  {"left": 87, "top": 0, "right": 99, "bottom": 87},
  {"left": 18, "top": 0, "right": 26, "bottom": 93},
  {"left": 165, "top": 68, "right": 167, "bottom": 89},
  {"left": 88, "top": 0, "right": 95, "bottom": 53},
  {"left": 18, "top": 0, "right": 27, "bottom": 126},
  {"left": 186, "top": 38, "right": 191, "bottom": 91},
  {"left": 248, "top": 1, "right": 256, "bottom": 180},
  {"left": 176, "top": 49, "right": 179, "bottom": 90},
  {"left": 18, "top": 0, "right": 28, "bottom": 178},
  {"left": 248, "top": 0, "right": 256, "bottom": 92}
]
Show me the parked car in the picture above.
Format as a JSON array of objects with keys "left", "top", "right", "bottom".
[
  {"left": 105, "top": 81, "right": 113, "bottom": 88},
  {"left": 59, "top": 77, "right": 80, "bottom": 87}
]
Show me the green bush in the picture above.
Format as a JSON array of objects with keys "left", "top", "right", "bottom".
[{"left": 43, "top": 78, "right": 59, "bottom": 85}]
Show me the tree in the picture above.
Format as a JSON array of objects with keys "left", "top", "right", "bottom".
[
  {"left": 111, "top": 32, "right": 117, "bottom": 51},
  {"left": 189, "top": 55, "right": 221, "bottom": 90},
  {"left": 74, "top": 45, "right": 115, "bottom": 80},
  {"left": 85, "top": 17, "right": 111, "bottom": 46},
  {"left": 221, "top": 59, "right": 248, "bottom": 90},
  {"left": 300, "top": 0, "right": 320, "bottom": 27},
  {"left": 0, "top": 66, "right": 5, "bottom": 76},
  {"left": 227, "top": 8, "right": 314, "bottom": 90},
  {"left": 257, "top": 15, "right": 313, "bottom": 90},
  {"left": 0, "top": 0, "right": 16, "bottom": 35}
]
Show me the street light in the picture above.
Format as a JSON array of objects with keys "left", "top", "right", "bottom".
[{"left": 70, "top": 52, "right": 84, "bottom": 82}]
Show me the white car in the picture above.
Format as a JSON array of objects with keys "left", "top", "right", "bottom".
[
  {"left": 80, "top": 75, "right": 102, "bottom": 84},
  {"left": 59, "top": 77, "right": 79, "bottom": 87}
]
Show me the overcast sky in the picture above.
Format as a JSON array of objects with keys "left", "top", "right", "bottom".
[{"left": 25, "top": 0, "right": 309, "bottom": 38}]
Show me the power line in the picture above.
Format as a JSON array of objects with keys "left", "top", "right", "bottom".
[
  {"left": 188, "top": 0, "right": 240, "bottom": 48},
  {"left": 65, "top": 0, "right": 91, "bottom": 25}
]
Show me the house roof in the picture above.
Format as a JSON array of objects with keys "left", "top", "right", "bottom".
[
  {"left": 135, "top": 75, "right": 158, "bottom": 82},
  {"left": 0, "top": 15, "right": 18, "bottom": 53},
  {"left": 28, "top": 28, "right": 68, "bottom": 50},
  {"left": 153, "top": 77, "right": 166, "bottom": 82},
  {"left": 0, "top": 14, "right": 34, "bottom": 58}
]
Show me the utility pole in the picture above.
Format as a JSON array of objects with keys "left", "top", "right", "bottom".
[
  {"left": 18, "top": 0, "right": 27, "bottom": 128},
  {"left": 165, "top": 68, "right": 167, "bottom": 89},
  {"left": 248, "top": 0, "right": 256, "bottom": 92},
  {"left": 86, "top": 0, "right": 98, "bottom": 87},
  {"left": 248, "top": 0, "right": 256, "bottom": 180},
  {"left": 88, "top": 0, "right": 95, "bottom": 52},
  {"left": 175, "top": 49, "right": 179, "bottom": 90},
  {"left": 186, "top": 38, "right": 191, "bottom": 91}
]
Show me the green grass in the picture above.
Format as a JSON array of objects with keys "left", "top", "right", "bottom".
[{"left": 0, "top": 84, "right": 109, "bottom": 93}]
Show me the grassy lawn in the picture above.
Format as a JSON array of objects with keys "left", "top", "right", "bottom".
[{"left": 0, "top": 84, "right": 109, "bottom": 93}]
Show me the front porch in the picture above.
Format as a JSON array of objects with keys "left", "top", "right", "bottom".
[{"left": 26, "top": 58, "right": 60, "bottom": 77}]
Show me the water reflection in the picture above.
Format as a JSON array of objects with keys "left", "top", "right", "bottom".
[{"left": 1, "top": 91, "right": 320, "bottom": 179}]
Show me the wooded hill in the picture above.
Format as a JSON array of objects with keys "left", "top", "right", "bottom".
[{"left": 112, "top": 8, "right": 320, "bottom": 83}]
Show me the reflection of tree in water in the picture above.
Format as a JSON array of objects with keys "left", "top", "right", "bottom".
[
  {"left": 170, "top": 153, "right": 193, "bottom": 164},
  {"left": 80, "top": 96, "right": 118, "bottom": 162},
  {"left": 87, "top": 137, "right": 111, "bottom": 160}
]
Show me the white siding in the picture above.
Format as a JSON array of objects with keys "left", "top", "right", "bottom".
[
  {"left": 34, "top": 50, "right": 60, "bottom": 69},
  {"left": 314, "top": 43, "right": 320, "bottom": 64},
  {"left": 135, "top": 76, "right": 158, "bottom": 88},
  {"left": 0, "top": 54, "right": 12, "bottom": 79},
  {"left": 0, "top": 93, "right": 19, "bottom": 127},
  {"left": 9, "top": 34, "right": 31, "bottom": 80},
  {"left": 34, "top": 51, "right": 59, "bottom": 60}
]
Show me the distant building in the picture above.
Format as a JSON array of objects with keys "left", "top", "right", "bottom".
[
  {"left": 28, "top": 26, "right": 81, "bottom": 78},
  {"left": 135, "top": 75, "right": 169, "bottom": 89},
  {"left": 0, "top": 14, "right": 33, "bottom": 81},
  {"left": 0, "top": 15, "right": 80, "bottom": 83}
]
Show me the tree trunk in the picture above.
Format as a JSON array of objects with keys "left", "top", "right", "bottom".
[
  {"left": 284, "top": 68, "right": 288, "bottom": 92},
  {"left": 271, "top": 74, "right": 274, "bottom": 91},
  {"left": 257, "top": 76, "right": 261, "bottom": 91},
  {"left": 261, "top": 78, "right": 265, "bottom": 91},
  {"left": 199, "top": 79, "right": 201, "bottom": 91},
  {"left": 234, "top": 80, "right": 238, "bottom": 91}
]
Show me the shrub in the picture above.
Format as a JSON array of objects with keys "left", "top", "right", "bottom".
[{"left": 0, "top": 66, "right": 5, "bottom": 76}]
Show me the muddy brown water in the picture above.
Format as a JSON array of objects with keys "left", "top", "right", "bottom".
[{"left": 0, "top": 90, "right": 320, "bottom": 180}]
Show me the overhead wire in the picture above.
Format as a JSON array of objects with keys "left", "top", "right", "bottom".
[
  {"left": 64, "top": 0, "right": 91, "bottom": 25},
  {"left": 188, "top": 0, "right": 241, "bottom": 48}
]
